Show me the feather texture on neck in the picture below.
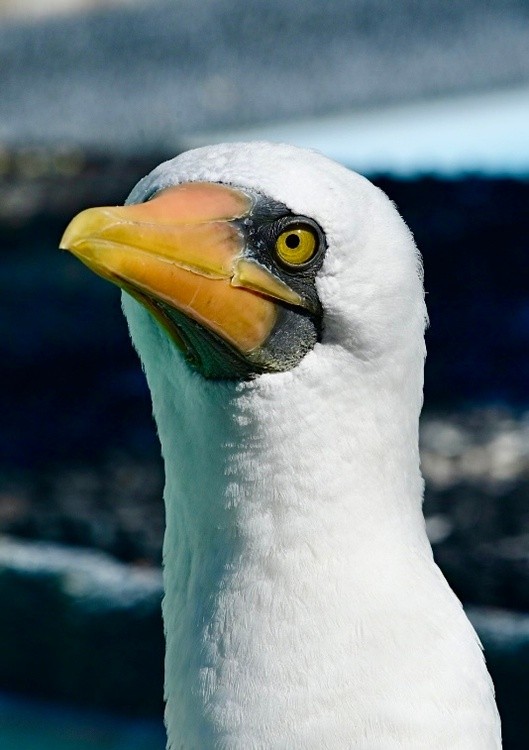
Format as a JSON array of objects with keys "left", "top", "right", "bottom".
[{"left": 123, "top": 295, "right": 499, "bottom": 749}]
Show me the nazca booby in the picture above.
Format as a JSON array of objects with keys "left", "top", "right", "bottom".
[{"left": 60, "top": 142, "right": 501, "bottom": 749}]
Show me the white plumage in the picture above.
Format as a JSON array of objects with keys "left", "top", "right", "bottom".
[{"left": 67, "top": 142, "right": 502, "bottom": 748}]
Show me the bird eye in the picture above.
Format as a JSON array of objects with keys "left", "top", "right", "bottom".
[{"left": 274, "top": 225, "right": 318, "bottom": 267}]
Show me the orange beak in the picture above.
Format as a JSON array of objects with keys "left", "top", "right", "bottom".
[{"left": 59, "top": 182, "right": 305, "bottom": 357}]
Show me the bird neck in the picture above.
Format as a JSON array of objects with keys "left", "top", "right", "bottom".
[
  {"left": 156, "top": 342, "right": 431, "bottom": 595},
  {"left": 131, "top": 327, "right": 499, "bottom": 748},
  {"left": 146, "top": 340, "right": 442, "bottom": 748}
]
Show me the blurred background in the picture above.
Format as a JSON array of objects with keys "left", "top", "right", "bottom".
[{"left": 1, "top": 0, "right": 529, "bottom": 747}]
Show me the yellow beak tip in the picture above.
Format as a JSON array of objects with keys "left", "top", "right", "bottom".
[{"left": 59, "top": 212, "right": 87, "bottom": 252}]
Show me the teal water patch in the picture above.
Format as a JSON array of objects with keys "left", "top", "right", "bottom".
[{"left": 0, "top": 693, "right": 166, "bottom": 750}]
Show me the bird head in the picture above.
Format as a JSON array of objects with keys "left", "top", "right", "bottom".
[{"left": 60, "top": 142, "right": 426, "bottom": 380}]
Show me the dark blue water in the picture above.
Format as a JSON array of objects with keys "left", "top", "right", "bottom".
[{"left": 0, "top": 693, "right": 165, "bottom": 750}]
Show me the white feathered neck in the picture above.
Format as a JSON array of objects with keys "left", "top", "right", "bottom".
[{"left": 122, "top": 143, "right": 501, "bottom": 749}]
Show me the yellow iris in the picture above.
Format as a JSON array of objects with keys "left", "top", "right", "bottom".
[{"left": 275, "top": 226, "right": 317, "bottom": 266}]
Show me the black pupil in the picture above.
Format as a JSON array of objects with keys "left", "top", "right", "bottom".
[{"left": 285, "top": 233, "right": 300, "bottom": 249}]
